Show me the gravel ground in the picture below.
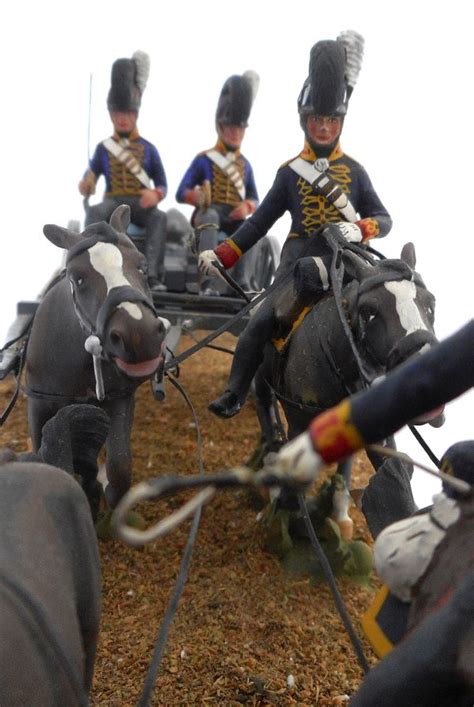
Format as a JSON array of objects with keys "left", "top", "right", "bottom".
[{"left": 0, "top": 332, "right": 380, "bottom": 706}]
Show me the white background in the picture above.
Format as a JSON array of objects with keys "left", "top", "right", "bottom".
[{"left": 1, "top": 0, "right": 472, "bottom": 505}]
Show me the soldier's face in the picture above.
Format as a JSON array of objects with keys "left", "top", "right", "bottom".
[
  {"left": 110, "top": 111, "right": 138, "bottom": 134},
  {"left": 306, "top": 115, "right": 342, "bottom": 146},
  {"left": 218, "top": 124, "right": 246, "bottom": 149}
]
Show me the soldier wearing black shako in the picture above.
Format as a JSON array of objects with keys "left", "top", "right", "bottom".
[
  {"left": 201, "top": 31, "right": 392, "bottom": 418},
  {"left": 79, "top": 51, "right": 168, "bottom": 291},
  {"left": 176, "top": 71, "right": 260, "bottom": 296}
]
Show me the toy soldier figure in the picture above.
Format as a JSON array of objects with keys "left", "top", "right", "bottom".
[
  {"left": 201, "top": 32, "right": 393, "bottom": 418},
  {"left": 79, "top": 51, "right": 168, "bottom": 291},
  {"left": 176, "top": 71, "right": 260, "bottom": 295}
]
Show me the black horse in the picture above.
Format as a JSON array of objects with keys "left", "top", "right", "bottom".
[
  {"left": 255, "top": 240, "right": 440, "bottom": 533},
  {"left": 353, "top": 492, "right": 474, "bottom": 706},
  {"left": 0, "top": 404, "right": 108, "bottom": 706},
  {"left": 25, "top": 205, "right": 168, "bottom": 508}
]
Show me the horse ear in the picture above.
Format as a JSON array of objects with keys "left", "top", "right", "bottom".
[
  {"left": 401, "top": 242, "right": 416, "bottom": 268},
  {"left": 109, "top": 205, "right": 131, "bottom": 233},
  {"left": 43, "top": 224, "right": 83, "bottom": 250},
  {"left": 342, "top": 249, "right": 373, "bottom": 282}
]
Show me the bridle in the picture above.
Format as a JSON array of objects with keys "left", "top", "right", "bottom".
[{"left": 66, "top": 233, "right": 157, "bottom": 401}]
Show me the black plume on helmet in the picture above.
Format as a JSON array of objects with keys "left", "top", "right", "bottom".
[
  {"left": 107, "top": 50, "right": 150, "bottom": 113},
  {"left": 216, "top": 71, "right": 259, "bottom": 127},
  {"left": 298, "top": 31, "right": 364, "bottom": 119},
  {"left": 310, "top": 40, "right": 347, "bottom": 116}
]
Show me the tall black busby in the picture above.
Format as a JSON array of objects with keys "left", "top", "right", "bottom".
[
  {"left": 215, "top": 70, "right": 260, "bottom": 127},
  {"left": 298, "top": 30, "right": 364, "bottom": 118},
  {"left": 107, "top": 50, "right": 150, "bottom": 113}
]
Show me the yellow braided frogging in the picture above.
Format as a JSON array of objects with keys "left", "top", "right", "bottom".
[
  {"left": 211, "top": 162, "right": 244, "bottom": 207},
  {"left": 298, "top": 163, "right": 353, "bottom": 236},
  {"left": 108, "top": 142, "right": 146, "bottom": 196}
]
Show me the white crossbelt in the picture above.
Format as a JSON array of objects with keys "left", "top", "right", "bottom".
[
  {"left": 102, "top": 138, "right": 151, "bottom": 189},
  {"left": 206, "top": 149, "right": 246, "bottom": 200},
  {"left": 289, "top": 157, "right": 358, "bottom": 223}
]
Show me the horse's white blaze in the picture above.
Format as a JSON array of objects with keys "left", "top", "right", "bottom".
[
  {"left": 384, "top": 280, "right": 427, "bottom": 334},
  {"left": 89, "top": 242, "right": 142, "bottom": 320}
]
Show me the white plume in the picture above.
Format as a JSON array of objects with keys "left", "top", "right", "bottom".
[
  {"left": 337, "top": 30, "right": 364, "bottom": 90},
  {"left": 243, "top": 70, "right": 260, "bottom": 102},
  {"left": 132, "top": 50, "right": 151, "bottom": 94}
]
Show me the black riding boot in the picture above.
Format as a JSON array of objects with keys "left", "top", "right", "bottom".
[
  {"left": 146, "top": 210, "right": 168, "bottom": 292},
  {"left": 209, "top": 296, "right": 276, "bottom": 418},
  {"left": 209, "top": 255, "right": 330, "bottom": 418}
]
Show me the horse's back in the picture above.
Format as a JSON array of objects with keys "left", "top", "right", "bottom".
[{"left": 0, "top": 462, "right": 100, "bottom": 703}]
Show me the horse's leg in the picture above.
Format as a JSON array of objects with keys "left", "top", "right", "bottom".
[
  {"left": 254, "top": 366, "right": 286, "bottom": 451},
  {"left": 330, "top": 459, "right": 354, "bottom": 540},
  {"left": 362, "top": 435, "right": 416, "bottom": 539},
  {"left": 27, "top": 398, "right": 60, "bottom": 452},
  {"left": 246, "top": 366, "right": 286, "bottom": 472},
  {"left": 103, "top": 395, "right": 135, "bottom": 509}
]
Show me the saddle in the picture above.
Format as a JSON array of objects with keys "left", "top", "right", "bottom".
[{"left": 272, "top": 256, "right": 331, "bottom": 352}]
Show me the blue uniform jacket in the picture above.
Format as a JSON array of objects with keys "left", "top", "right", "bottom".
[
  {"left": 86, "top": 130, "right": 167, "bottom": 197},
  {"left": 176, "top": 147, "right": 259, "bottom": 207},
  {"left": 226, "top": 142, "right": 391, "bottom": 256}
]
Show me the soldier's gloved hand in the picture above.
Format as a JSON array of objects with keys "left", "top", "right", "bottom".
[
  {"left": 199, "top": 250, "right": 224, "bottom": 277},
  {"left": 264, "top": 432, "right": 323, "bottom": 488},
  {"left": 336, "top": 222, "right": 363, "bottom": 243}
]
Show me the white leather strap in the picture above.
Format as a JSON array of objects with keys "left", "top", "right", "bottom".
[
  {"left": 289, "top": 157, "right": 358, "bottom": 223},
  {"left": 103, "top": 138, "right": 151, "bottom": 189},
  {"left": 206, "top": 149, "right": 245, "bottom": 200}
]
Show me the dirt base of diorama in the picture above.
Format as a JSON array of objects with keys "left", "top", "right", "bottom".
[{"left": 0, "top": 332, "right": 380, "bottom": 706}]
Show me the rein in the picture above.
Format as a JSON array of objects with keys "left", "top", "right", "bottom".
[
  {"left": 0, "top": 271, "right": 67, "bottom": 425},
  {"left": 164, "top": 225, "right": 341, "bottom": 371},
  {"left": 326, "top": 225, "right": 375, "bottom": 388},
  {"left": 163, "top": 269, "right": 294, "bottom": 371}
]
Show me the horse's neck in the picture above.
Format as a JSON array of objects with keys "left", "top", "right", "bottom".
[{"left": 310, "top": 296, "right": 363, "bottom": 391}]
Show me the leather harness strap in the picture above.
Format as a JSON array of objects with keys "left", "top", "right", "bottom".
[
  {"left": 206, "top": 149, "right": 246, "bottom": 200},
  {"left": 289, "top": 157, "right": 358, "bottom": 223},
  {"left": 102, "top": 137, "right": 151, "bottom": 189}
]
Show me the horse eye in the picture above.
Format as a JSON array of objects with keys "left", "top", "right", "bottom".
[
  {"left": 76, "top": 276, "right": 84, "bottom": 286},
  {"left": 360, "top": 307, "right": 376, "bottom": 324},
  {"left": 138, "top": 262, "right": 148, "bottom": 275}
]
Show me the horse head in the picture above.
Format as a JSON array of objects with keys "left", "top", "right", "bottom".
[
  {"left": 43, "top": 204, "right": 168, "bottom": 381},
  {"left": 342, "top": 243, "right": 437, "bottom": 377}
]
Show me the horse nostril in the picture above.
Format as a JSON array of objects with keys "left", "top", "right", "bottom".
[{"left": 109, "top": 330, "right": 123, "bottom": 348}]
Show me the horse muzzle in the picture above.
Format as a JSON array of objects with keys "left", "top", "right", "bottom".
[
  {"left": 114, "top": 350, "right": 164, "bottom": 379},
  {"left": 386, "top": 330, "right": 438, "bottom": 372}
]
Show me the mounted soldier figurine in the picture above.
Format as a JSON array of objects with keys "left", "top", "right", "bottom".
[
  {"left": 176, "top": 70, "right": 260, "bottom": 296},
  {"left": 201, "top": 31, "right": 392, "bottom": 418},
  {"left": 78, "top": 51, "right": 169, "bottom": 292}
]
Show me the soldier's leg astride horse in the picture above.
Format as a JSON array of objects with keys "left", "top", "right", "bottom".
[{"left": 209, "top": 232, "right": 334, "bottom": 418}]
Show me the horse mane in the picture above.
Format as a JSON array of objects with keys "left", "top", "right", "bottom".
[{"left": 81, "top": 221, "right": 118, "bottom": 241}]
